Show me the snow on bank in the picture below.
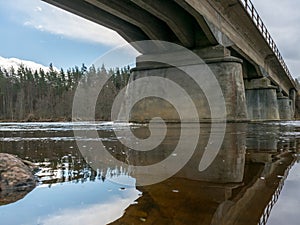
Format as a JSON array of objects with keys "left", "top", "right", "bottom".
[{"left": 0, "top": 56, "right": 58, "bottom": 73}]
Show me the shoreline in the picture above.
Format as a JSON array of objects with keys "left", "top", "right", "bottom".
[{"left": 0, "top": 118, "right": 72, "bottom": 123}]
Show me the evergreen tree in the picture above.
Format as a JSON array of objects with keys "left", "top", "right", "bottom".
[{"left": 0, "top": 63, "right": 131, "bottom": 121}]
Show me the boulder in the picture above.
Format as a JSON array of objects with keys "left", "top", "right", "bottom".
[{"left": 0, "top": 153, "right": 36, "bottom": 205}]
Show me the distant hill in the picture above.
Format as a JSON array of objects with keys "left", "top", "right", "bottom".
[{"left": 0, "top": 56, "right": 57, "bottom": 73}]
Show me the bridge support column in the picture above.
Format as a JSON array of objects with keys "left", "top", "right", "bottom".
[
  {"left": 125, "top": 49, "right": 248, "bottom": 122},
  {"left": 295, "top": 91, "right": 300, "bottom": 119},
  {"left": 289, "top": 89, "right": 296, "bottom": 119},
  {"left": 245, "top": 77, "right": 279, "bottom": 121},
  {"left": 277, "top": 92, "right": 292, "bottom": 120}
]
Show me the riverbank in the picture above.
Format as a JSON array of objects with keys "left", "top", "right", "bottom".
[{"left": 0, "top": 117, "right": 72, "bottom": 123}]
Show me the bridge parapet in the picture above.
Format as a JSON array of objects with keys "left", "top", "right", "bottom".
[{"left": 239, "top": 0, "right": 294, "bottom": 87}]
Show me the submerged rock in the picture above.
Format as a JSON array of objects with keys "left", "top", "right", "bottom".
[{"left": 0, "top": 153, "right": 36, "bottom": 205}]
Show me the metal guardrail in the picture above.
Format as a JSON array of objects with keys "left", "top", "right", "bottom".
[
  {"left": 258, "top": 161, "right": 295, "bottom": 225},
  {"left": 239, "top": 0, "right": 292, "bottom": 79}
]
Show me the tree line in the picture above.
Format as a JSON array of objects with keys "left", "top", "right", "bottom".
[{"left": 0, "top": 63, "right": 130, "bottom": 121}]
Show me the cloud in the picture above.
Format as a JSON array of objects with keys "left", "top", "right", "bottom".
[
  {"left": 40, "top": 195, "right": 140, "bottom": 225},
  {"left": 4, "top": 0, "right": 126, "bottom": 46},
  {"left": 251, "top": 0, "right": 300, "bottom": 77}
]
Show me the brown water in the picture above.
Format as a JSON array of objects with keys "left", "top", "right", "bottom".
[{"left": 0, "top": 122, "right": 299, "bottom": 225}]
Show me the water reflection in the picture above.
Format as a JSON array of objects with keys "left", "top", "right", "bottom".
[
  {"left": 0, "top": 122, "right": 299, "bottom": 225},
  {"left": 0, "top": 177, "right": 141, "bottom": 225}
]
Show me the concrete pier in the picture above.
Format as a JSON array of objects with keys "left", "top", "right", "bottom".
[
  {"left": 245, "top": 78, "right": 279, "bottom": 121},
  {"left": 295, "top": 91, "right": 300, "bottom": 119},
  {"left": 126, "top": 49, "right": 248, "bottom": 122},
  {"left": 277, "top": 92, "right": 293, "bottom": 120}
]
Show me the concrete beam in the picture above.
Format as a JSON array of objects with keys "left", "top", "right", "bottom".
[
  {"left": 85, "top": 0, "right": 176, "bottom": 42},
  {"left": 131, "top": 0, "right": 196, "bottom": 48},
  {"left": 173, "top": 0, "right": 218, "bottom": 46},
  {"left": 258, "top": 65, "right": 290, "bottom": 96}
]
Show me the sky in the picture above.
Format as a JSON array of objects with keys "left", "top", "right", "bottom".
[
  {"left": 251, "top": 0, "right": 300, "bottom": 78},
  {"left": 0, "top": 0, "right": 127, "bottom": 70},
  {"left": 0, "top": 0, "right": 299, "bottom": 77}
]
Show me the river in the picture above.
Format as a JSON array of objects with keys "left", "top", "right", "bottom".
[{"left": 0, "top": 121, "right": 299, "bottom": 225}]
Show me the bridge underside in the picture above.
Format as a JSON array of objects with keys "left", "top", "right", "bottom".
[{"left": 43, "top": 0, "right": 299, "bottom": 121}]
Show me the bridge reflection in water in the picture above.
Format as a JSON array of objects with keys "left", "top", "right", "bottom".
[
  {"left": 106, "top": 123, "right": 297, "bottom": 225},
  {"left": 0, "top": 122, "right": 299, "bottom": 225}
]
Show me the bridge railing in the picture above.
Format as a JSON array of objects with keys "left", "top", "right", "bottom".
[
  {"left": 239, "top": 0, "right": 292, "bottom": 79},
  {"left": 258, "top": 159, "right": 295, "bottom": 225}
]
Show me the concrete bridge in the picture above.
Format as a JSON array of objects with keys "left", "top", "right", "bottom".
[{"left": 43, "top": 0, "right": 299, "bottom": 121}]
